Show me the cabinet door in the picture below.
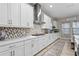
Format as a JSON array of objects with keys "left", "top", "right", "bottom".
[
  {"left": 48, "top": 34, "right": 52, "bottom": 43},
  {"left": 21, "top": 3, "right": 33, "bottom": 28},
  {"left": 0, "top": 50, "right": 11, "bottom": 56},
  {"left": 38, "top": 37, "right": 43, "bottom": 50},
  {"left": 10, "top": 3, "right": 20, "bottom": 27},
  {"left": 0, "top": 3, "right": 8, "bottom": 26},
  {"left": 45, "top": 35, "right": 49, "bottom": 46},
  {"left": 14, "top": 46, "right": 25, "bottom": 56},
  {"left": 7, "top": 3, "right": 20, "bottom": 27},
  {"left": 32, "top": 38, "right": 39, "bottom": 55},
  {"left": 39, "top": 37, "right": 45, "bottom": 50},
  {"left": 25, "top": 40, "right": 32, "bottom": 56},
  {"left": 51, "top": 34, "right": 53, "bottom": 43}
]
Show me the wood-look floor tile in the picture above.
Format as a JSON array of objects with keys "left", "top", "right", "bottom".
[{"left": 36, "top": 39, "right": 74, "bottom": 56}]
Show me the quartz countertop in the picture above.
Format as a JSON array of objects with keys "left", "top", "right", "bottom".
[
  {"left": 0, "top": 33, "right": 58, "bottom": 46},
  {"left": 0, "top": 36, "right": 37, "bottom": 46}
]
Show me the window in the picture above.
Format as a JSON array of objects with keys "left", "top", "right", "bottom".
[
  {"left": 62, "top": 23, "right": 70, "bottom": 34},
  {"left": 72, "top": 22, "right": 79, "bottom": 34},
  {"left": 62, "top": 23, "right": 70, "bottom": 28}
]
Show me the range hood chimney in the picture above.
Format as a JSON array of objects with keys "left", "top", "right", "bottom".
[{"left": 33, "top": 3, "right": 45, "bottom": 25}]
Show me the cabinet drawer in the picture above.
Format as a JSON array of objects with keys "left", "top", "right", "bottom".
[
  {"left": 13, "top": 41, "right": 24, "bottom": 47},
  {"left": 0, "top": 41, "right": 24, "bottom": 53},
  {"left": 0, "top": 44, "right": 12, "bottom": 53}
]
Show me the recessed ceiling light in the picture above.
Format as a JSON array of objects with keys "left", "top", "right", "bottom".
[{"left": 50, "top": 5, "right": 53, "bottom": 8}]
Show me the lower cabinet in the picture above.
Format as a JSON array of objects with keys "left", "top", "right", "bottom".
[
  {"left": 13, "top": 46, "right": 25, "bottom": 56},
  {"left": 0, "top": 41, "right": 25, "bottom": 56},
  {"left": 25, "top": 40, "right": 32, "bottom": 56},
  {"left": 42, "top": 36, "right": 48, "bottom": 47},
  {"left": 0, "top": 45, "right": 25, "bottom": 56},
  {"left": 0, "top": 34, "right": 59, "bottom": 56},
  {"left": 32, "top": 38, "right": 40, "bottom": 55},
  {"left": 49, "top": 34, "right": 54, "bottom": 43},
  {"left": 38, "top": 37, "right": 44, "bottom": 50}
]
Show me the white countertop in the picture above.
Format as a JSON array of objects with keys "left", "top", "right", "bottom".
[
  {"left": 0, "top": 36, "right": 37, "bottom": 46},
  {"left": 0, "top": 33, "right": 58, "bottom": 46}
]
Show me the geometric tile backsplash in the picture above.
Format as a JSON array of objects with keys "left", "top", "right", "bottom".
[{"left": 0, "top": 27, "right": 31, "bottom": 40}]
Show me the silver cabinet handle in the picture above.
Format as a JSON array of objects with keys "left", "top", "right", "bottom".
[
  {"left": 10, "top": 50, "right": 15, "bottom": 56},
  {"left": 8, "top": 19, "right": 12, "bottom": 24},
  {"left": 10, "top": 51, "right": 13, "bottom": 56}
]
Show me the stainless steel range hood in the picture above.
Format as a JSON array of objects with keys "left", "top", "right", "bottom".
[{"left": 33, "top": 3, "right": 45, "bottom": 25}]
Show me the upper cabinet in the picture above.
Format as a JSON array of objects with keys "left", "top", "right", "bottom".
[
  {"left": 21, "top": 3, "right": 34, "bottom": 28},
  {"left": 7, "top": 3, "right": 20, "bottom": 27},
  {"left": 42, "top": 13, "right": 52, "bottom": 29},
  {"left": 0, "top": 3, "right": 34, "bottom": 28},
  {"left": 0, "top": 3, "right": 21, "bottom": 27},
  {"left": 0, "top": 3, "right": 8, "bottom": 26}
]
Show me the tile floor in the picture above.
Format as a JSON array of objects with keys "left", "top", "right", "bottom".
[{"left": 36, "top": 39, "right": 75, "bottom": 56}]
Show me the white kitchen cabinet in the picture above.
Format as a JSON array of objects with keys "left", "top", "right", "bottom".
[
  {"left": 0, "top": 3, "right": 34, "bottom": 28},
  {"left": 49, "top": 34, "right": 53, "bottom": 43},
  {"left": 38, "top": 35, "right": 48, "bottom": 51},
  {"left": 42, "top": 35, "right": 48, "bottom": 47},
  {"left": 13, "top": 46, "right": 25, "bottom": 56},
  {"left": 42, "top": 14, "right": 52, "bottom": 29},
  {"left": 21, "top": 3, "right": 34, "bottom": 28},
  {"left": 51, "top": 34, "right": 55, "bottom": 42},
  {"left": 0, "top": 3, "right": 8, "bottom": 26},
  {"left": 25, "top": 40, "right": 32, "bottom": 56},
  {"left": 52, "top": 33, "right": 59, "bottom": 42},
  {"left": 0, "top": 41, "right": 25, "bottom": 56},
  {"left": 54, "top": 34, "right": 57, "bottom": 40},
  {"left": 7, "top": 3, "right": 20, "bottom": 27},
  {"left": 46, "top": 34, "right": 50, "bottom": 45},
  {"left": 0, "top": 46, "right": 25, "bottom": 56},
  {"left": 0, "top": 34, "right": 59, "bottom": 56},
  {"left": 38, "top": 37, "right": 44, "bottom": 50},
  {"left": 32, "top": 38, "right": 40, "bottom": 55},
  {"left": 10, "top": 41, "right": 25, "bottom": 56},
  {"left": 0, "top": 3, "right": 20, "bottom": 27}
]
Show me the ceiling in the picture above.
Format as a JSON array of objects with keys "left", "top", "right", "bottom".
[{"left": 40, "top": 3, "right": 79, "bottom": 19}]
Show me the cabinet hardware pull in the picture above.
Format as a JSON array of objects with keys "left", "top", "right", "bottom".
[
  {"left": 8, "top": 19, "right": 12, "bottom": 24},
  {"left": 10, "top": 51, "right": 13, "bottom": 56}
]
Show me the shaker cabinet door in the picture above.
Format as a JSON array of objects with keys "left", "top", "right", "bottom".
[
  {"left": 25, "top": 40, "right": 32, "bottom": 56},
  {"left": 0, "top": 3, "right": 8, "bottom": 26},
  {"left": 7, "top": 3, "right": 20, "bottom": 27},
  {"left": 21, "top": 3, "right": 33, "bottom": 28},
  {"left": 14, "top": 46, "right": 25, "bottom": 56},
  {"left": 32, "top": 38, "right": 40, "bottom": 55},
  {"left": 10, "top": 3, "right": 20, "bottom": 27}
]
